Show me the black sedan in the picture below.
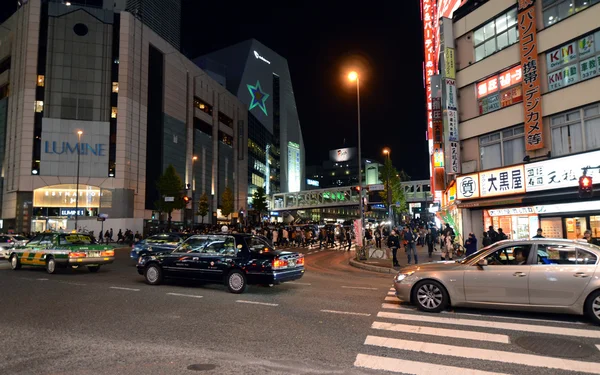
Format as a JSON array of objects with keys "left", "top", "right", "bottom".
[{"left": 136, "top": 234, "right": 305, "bottom": 293}]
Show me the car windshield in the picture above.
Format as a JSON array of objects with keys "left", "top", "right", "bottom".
[
  {"left": 459, "top": 242, "right": 501, "bottom": 264},
  {"left": 60, "top": 234, "right": 93, "bottom": 245}
]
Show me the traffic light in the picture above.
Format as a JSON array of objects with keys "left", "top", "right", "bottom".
[
  {"left": 183, "top": 196, "right": 190, "bottom": 205},
  {"left": 579, "top": 175, "right": 593, "bottom": 198}
]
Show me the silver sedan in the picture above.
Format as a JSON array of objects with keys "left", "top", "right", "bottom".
[{"left": 393, "top": 238, "right": 600, "bottom": 324}]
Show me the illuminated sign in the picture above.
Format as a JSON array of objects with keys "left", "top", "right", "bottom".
[
  {"left": 477, "top": 66, "right": 523, "bottom": 115},
  {"left": 444, "top": 48, "right": 455, "bottom": 79},
  {"left": 247, "top": 80, "right": 270, "bottom": 116},
  {"left": 253, "top": 50, "right": 271, "bottom": 64},
  {"left": 306, "top": 179, "right": 319, "bottom": 187},
  {"left": 546, "top": 42, "right": 577, "bottom": 71},
  {"left": 525, "top": 150, "right": 600, "bottom": 192},
  {"left": 422, "top": 0, "right": 436, "bottom": 140},
  {"left": 33, "top": 185, "right": 105, "bottom": 208},
  {"left": 456, "top": 165, "right": 525, "bottom": 200},
  {"left": 288, "top": 142, "right": 301, "bottom": 192},
  {"left": 60, "top": 208, "right": 85, "bottom": 216},
  {"left": 518, "top": 2, "right": 544, "bottom": 151},
  {"left": 457, "top": 173, "right": 479, "bottom": 200},
  {"left": 329, "top": 147, "right": 355, "bottom": 162},
  {"left": 477, "top": 66, "right": 522, "bottom": 98}
]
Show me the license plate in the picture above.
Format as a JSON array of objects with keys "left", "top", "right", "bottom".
[
  {"left": 288, "top": 259, "right": 296, "bottom": 267},
  {"left": 89, "top": 251, "right": 100, "bottom": 257}
]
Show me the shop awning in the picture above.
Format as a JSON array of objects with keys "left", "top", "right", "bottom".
[{"left": 457, "top": 196, "right": 524, "bottom": 209}]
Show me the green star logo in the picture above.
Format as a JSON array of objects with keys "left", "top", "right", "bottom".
[{"left": 247, "top": 80, "right": 270, "bottom": 116}]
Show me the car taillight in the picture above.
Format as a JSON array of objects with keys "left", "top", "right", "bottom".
[
  {"left": 273, "top": 258, "right": 288, "bottom": 269},
  {"left": 69, "top": 252, "right": 87, "bottom": 258},
  {"left": 101, "top": 250, "right": 114, "bottom": 257},
  {"left": 296, "top": 256, "right": 304, "bottom": 266}
]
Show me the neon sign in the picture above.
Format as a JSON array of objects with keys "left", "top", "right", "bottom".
[
  {"left": 247, "top": 80, "right": 270, "bottom": 116},
  {"left": 44, "top": 141, "right": 106, "bottom": 156},
  {"left": 253, "top": 50, "right": 271, "bottom": 64}
]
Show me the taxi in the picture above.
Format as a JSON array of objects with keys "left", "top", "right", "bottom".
[{"left": 8, "top": 231, "right": 115, "bottom": 274}]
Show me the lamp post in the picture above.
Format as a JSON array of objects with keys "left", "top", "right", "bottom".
[
  {"left": 191, "top": 155, "right": 198, "bottom": 229},
  {"left": 348, "top": 71, "right": 365, "bottom": 251},
  {"left": 75, "top": 130, "right": 83, "bottom": 231},
  {"left": 383, "top": 148, "right": 393, "bottom": 228}
]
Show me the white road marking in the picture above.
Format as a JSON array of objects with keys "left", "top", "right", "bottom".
[
  {"left": 371, "top": 321, "right": 510, "bottom": 344},
  {"left": 236, "top": 300, "right": 279, "bottom": 307},
  {"left": 308, "top": 252, "right": 315, "bottom": 254},
  {"left": 321, "top": 309, "right": 371, "bottom": 317},
  {"left": 365, "top": 335, "right": 600, "bottom": 374},
  {"left": 109, "top": 286, "right": 140, "bottom": 292},
  {"left": 287, "top": 282, "right": 312, "bottom": 286},
  {"left": 389, "top": 287, "right": 395, "bottom": 291},
  {"left": 382, "top": 303, "right": 414, "bottom": 310},
  {"left": 377, "top": 311, "right": 600, "bottom": 338},
  {"left": 166, "top": 292, "right": 203, "bottom": 299},
  {"left": 384, "top": 296, "right": 400, "bottom": 302},
  {"left": 342, "top": 286, "right": 378, "bottom": 290},
  {"left": 59, "top": 281, "right": 86, "bottom": 286},
  {"left": 597, "top": 344, "right": 600, "bottom": 352},
  {"left": 387, "top": 291, "right": 396, "bottom": 295},
  {"left": 36, "top": 278, "right": 49, "bottom": 281},
  {"left": 354, "top": 353, "right": 509, "bottom": 375}
]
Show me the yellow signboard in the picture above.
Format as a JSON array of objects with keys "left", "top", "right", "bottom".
[{"left": 444, "top": 48, "right": 456, "bottom": 79}]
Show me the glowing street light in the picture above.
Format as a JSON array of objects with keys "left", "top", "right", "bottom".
[{"left": 347, "top": 70, "right": 365, "bottom": 254}]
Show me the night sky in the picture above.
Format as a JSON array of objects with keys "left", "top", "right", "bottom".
[{"left": 1, "top": 1, "right": 429, "bottom": 180}]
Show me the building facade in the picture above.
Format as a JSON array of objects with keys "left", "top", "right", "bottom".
[
  {"left": 194, "top": 39, "right": 305, "bottom": 208},
  {"left": 424, "top": 0, "right": 600, "bottom": 242},
  {"left": 0, "top": 0, "right": 247, "bottom": 234}
]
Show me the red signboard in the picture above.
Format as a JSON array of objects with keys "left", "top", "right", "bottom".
[
  {"left": 477, "top": 66, "right": 522, "bottom": 99},
  {"left": 423, "top": 0, "right": 436, "bottom": 139}
]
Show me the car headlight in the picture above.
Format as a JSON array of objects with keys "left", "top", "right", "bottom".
[{"left": 395, "top": 271, "right": 415, "bottom": 282}]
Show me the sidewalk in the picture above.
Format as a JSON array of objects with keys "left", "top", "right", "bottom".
[{"left": 349, "top": 245, "right": 439, "bottom": 274}]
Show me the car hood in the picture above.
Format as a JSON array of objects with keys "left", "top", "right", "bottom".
[{"left": 400, "top": 260, "right": 464, "bottom": 274}]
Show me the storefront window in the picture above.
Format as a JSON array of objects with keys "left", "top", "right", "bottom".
[
  {"left": 591, "top": 216, "right": 600, "bottom": 238},
  {"left": 551, "top": 103, "right": 600, "bottom": 156},
  {"left": 564, "top": 217, "right": 588, "bottom": 240}
]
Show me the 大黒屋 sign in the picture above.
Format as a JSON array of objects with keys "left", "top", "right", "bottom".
[{"left": 518, "top": 0, "right": 544, "bottom": 151}]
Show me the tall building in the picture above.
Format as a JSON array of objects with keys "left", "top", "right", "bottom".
[
  {"left": 194, "top": 39, "right": 305, "bottom": 208},
  {"left": 0, "top": 0, "right": 247, "bottom": 234},
  {"left": 114, "top": 0, "right": 181, "bottom": 50},
  {"left": 423, "top": 0, "right": 600, "bottom": 242}
]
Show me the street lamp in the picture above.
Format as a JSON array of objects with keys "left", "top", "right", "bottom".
[
  {"left": 383, "top": 148, "right": 393, "bottom": 228},
  {"left": 191, "top": 156, "right": 198, "bottom": 229},
  {"left": 348, "top": 71, "right": 365, "bottom": 252},
  {"left": 75, "top": 130, "right": 83, "bottom": 231}
]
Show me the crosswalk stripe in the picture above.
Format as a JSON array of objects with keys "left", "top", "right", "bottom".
[
  {"left": 365, "top": 335, "right": 600, "bottom": 374},
  {"left": 371, "top": 321, "right": 510, "bottom": 344},
  {"left": 382, "top": 303, "right": 414, "bottom": 310},
  {"left": 377, "top": 311, "right": 600, "bottom": 339},
  {"left": 354, "top": 353, "right": 509, "bottom": 375},
  {"left": 384, "top": 296, "right": 400, "bottom": 302},
  {"left": 387, "top": 291, "right": 396, "bottom": 295}
]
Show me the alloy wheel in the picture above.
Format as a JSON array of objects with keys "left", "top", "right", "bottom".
[{"left": 417, "top": 283, "right": 442, "bottom": 309}]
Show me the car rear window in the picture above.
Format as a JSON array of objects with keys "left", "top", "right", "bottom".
[{"left": 147, "top": 235, "right": 179, "bottom": 244}]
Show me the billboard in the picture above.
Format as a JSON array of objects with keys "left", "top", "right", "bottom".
[
  {"left": 40, "top": 118, "right": 110, "bottom": 178},
  {"left": 288, "top": 141, "right": 301, "bottom": 192},
  {"left": 329, "top": 147, "right": 356, "bottom": 162}
]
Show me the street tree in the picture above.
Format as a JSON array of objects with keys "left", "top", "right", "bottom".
[
  {"left": 379, "top": 158, "right": 407, "bottom": 214},
  {"left": 154, "top": 164, "right": 185, "bottom": 230},
  {"left": 197, "top": 193, "right": 209, "bottom": 223},
  {"left": 221, "top": 185, "right": 234, "bottom": 220},
  {"left": 252, "top": 186, "right": 268, "bottom": 221}
]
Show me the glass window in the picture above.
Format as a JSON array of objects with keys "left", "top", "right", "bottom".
[
  {"left": 479, "top": 125, "right": 525, "bottom": 169},
  {"left": 485, "top": 245, "right": 531, "bottom": 265},
  {"left": 35, "top": 101, "right": 44, "bottom": 113},
  {"left": 542, "top": 0, "right": 592, "bottom": 26},
  {"left": 112, "top": 82, "right": 119, "bottom": 93},
  {"left": 473, "top": 8, "right": 519, "bottom": 61},
  {"left": 245, "top": 236, "right": 273, "bottom": 253},
  {"left": 551, "top": 103, "right": 600, "bottom": 156},
  {"left": 27, "top": 235, "right": 43, "bottom": 246},
  {"left": 37, "top": 75, "right": 45, "bottom": 87},
  {"left": 537, "top": 244, "right": 597, "bottom": 265},
  {"left": 177, "top": 236, "right": 236, "bottom": 256},
  {"left": 111, "top": 107, "right": 117, "bottom": 118}
]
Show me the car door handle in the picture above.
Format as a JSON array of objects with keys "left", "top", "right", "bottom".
[
  {"left": 574, "top": 272, "right": 590, "bottom": 278},
  {"left": 513, "top": 272, "right": 527, "bottom": 277}
]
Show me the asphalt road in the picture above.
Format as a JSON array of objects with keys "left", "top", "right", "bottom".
[{"left": 2, "top": 246, "right": 600, "bottom": 375}]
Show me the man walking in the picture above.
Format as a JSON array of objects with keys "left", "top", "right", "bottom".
[
  {"left": 387, "top": 230, "right": 400, "bottom": 267},
  {"left": 403, "top": 227, "right": 418, "bottom": 265}
]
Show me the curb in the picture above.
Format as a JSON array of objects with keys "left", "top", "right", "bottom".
[{"left": 349, "top": 258, "right": 400, "bottom": 274}]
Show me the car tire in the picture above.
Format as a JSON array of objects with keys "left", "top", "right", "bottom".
[
  {"left": 412, "top": 280, "right": 449, "bottom": 313},
  {"left": 226, "top": 269, "right": 247, "bottom": 294},
  {"left": 144, "top": 264, "right": 163, "bottom": 285},
  {"left": 10, "top": 254, "right": 21, "bottom": 270},
  {"left": 585, "top": 290, "right": 600, "bottom": 325},
  {"left": 87, "top": 265, "right": 101, "bottom": 273},
  {"left": 46, "top": 257, "right": 57, "bottom": 274}
]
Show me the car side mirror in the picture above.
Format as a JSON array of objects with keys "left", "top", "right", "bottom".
[{"left": 477, "top": 259, "right": 488, "bottom": 268}]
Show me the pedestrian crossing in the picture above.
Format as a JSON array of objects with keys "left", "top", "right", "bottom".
[{"left": 353, "top": 287, "right": 600, "bottom": 374}]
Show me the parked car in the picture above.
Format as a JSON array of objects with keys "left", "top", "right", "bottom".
[
  {"left": 0, "top": 235, "right": 29, "bottom": 259},
  {"left": 8, "top": 232, "right": 115, "bottom": 274},
  {"left": 130, "top": 233, "right": 190, "bottom": 261},
  {"left": 137, "top": 233, "right": 305, "bottom": 293},
  {"left": 393, "top": 238, "right": 600, "bottom": 324}
]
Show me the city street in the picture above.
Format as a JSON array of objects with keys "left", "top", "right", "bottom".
[{"left": 2, "top": 247, "right": 600, "bottom": 375}]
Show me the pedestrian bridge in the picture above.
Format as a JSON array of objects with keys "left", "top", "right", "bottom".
[{"left": 271, "top": 180, "right": 432, "bottom": 211}]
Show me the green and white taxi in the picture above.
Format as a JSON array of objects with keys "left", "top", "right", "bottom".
[{"left": 8, "top": 232, "right": 115, "bottom": 274}]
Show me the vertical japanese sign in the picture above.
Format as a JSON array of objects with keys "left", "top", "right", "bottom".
[
  {"left": 432, "top": 97, "right": 443, "bottom": 143},
  {"left": 444, "top": 48, "right": 455, "bottom": 79},
  {"left": 518, "top": 0, "right": 544, "bottom": 151},
  {"left": 422, "top": 0, "right": 436, "bottom": 141}
]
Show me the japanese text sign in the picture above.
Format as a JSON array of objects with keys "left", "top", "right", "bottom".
[
  {"left": 525, "top": 150, "right": 600, "bottom": 192},
  {"left": 423, "top": 0, "right": 436, "bottom": 137},
  {"left": 457, "top": 173, "right": 480, "bottom": 200},
  {"left": 445, "top": 141, "right": 460, "bottom": 174},
  {"left": 518, "top": 3, "right": 544, "bottom": 151},
  {"left": 444, "top": 48, "right": 455, "bottom": 79},
  {"left": 432, "top": 97, "right": 443, "bottom": 143},
  {"left": 479, "top": 165, "right": 526, "bottom": 198},
  {"left": 477, "top": 66, "right": 523, "bottom": 98}
]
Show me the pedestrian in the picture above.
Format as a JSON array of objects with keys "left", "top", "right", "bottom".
[
  {"left": 497, "top": 228, "right": 508, "bottom": 241},
  {"left": 441, "top": 234, "right": 454, "bottom": 260},
  {"left": 387, "top": 230, "right": 400, "bottom": 267},
  {"left": 374, "top": 227, "right": 382, "bottom": 249},
  {"left": 533, "top": 228, "right": 544, "bottom": 238},
  {"left": 487, "top": 226, "right": 499, "bottom": 243},
  {"left": 482, "top": 232, "right": 492, "bottom": 247},
  {"left": 425, "top": 228, "right": 434, "bottom": 262},
  {"left": 464, "top": 233, "right": 478, "bottom": 256},
  {"left": 98, "top": 230, "right": 103, "bottom": 243},
  {"left": 346, "top": 229, "right": 352, "bottom": 251},
  {"left": 403, "top": 227, "right": 418, "bottom": 265}
]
